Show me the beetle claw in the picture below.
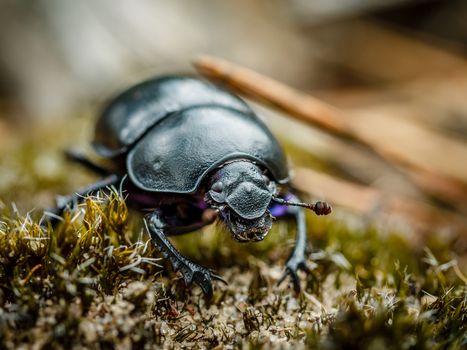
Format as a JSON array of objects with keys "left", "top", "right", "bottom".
[
  {"left": 209, "top": 269, "right": 228, "bottom": 285},
  {"left": 277, "top": 268, "right": 300, "bottom": 293},
  {"left": 191, "top": 270, "right": 214, "bottom": 298},
  {"left": 277, "top": 259, "right": 309, "bottom": 293},
  {"left": 176, "top": 264, "right": 226, "bottom": 298}
]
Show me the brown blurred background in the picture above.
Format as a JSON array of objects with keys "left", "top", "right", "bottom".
[{"left": 0, "top": 0, "right": 466, "bottom": 239}]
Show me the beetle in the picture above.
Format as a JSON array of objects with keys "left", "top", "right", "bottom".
[{"left": 53, "top": 75, "right": 331, "bottom": 297}]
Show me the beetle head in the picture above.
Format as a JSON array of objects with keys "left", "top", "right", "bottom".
[{"left": 206, "top": 161, "right": 275, "bottom": 242}]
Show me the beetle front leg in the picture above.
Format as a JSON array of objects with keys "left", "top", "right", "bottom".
[
  {"left": 146, "top": 211, "right": 224, "bottom": 298},
  {"left": 272, "top": 194, "right": 310, "bottom": 292},
  {"left": 282, "top": 206, "right": 309, "bottom": 292}
]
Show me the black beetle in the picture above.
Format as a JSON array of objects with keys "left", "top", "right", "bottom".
[{"left": 53, "top": 75, "right": 331, "bottom": 297}]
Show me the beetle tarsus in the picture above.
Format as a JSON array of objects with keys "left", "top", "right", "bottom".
[{"left": 278, "top": 259, "right": 310, "bottom": 293}]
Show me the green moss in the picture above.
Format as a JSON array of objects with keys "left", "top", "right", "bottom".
[{"left": 0, "top": 121, "right": 465, "bottom": 349}]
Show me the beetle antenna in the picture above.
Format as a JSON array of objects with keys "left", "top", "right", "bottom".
[{"left": 271, "top": 196, "right": 332, "bottom": 216}]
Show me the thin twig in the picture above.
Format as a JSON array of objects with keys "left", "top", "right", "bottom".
[{"left": 193, "top": 55, "right": 467, "bottom": 208}]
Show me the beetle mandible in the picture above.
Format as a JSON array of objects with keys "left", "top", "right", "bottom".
[{"left": 53, "top": 75, "right": 332, "bottom": 297}]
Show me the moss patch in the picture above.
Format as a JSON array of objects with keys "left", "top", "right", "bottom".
[
  {"left": 0, "top": 190, "right": 465, "bottom": 349},
  {"left": 0, "top": 121, "right": 465, "bottom": 349}
]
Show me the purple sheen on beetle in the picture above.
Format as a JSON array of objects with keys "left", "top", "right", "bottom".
[{"left": 269, "top": 203, "right": 288, "bottom": 217}]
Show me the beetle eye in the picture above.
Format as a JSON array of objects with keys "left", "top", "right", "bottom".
[{"left": 211, "top": 181, "right": 223, "bottom": 193}]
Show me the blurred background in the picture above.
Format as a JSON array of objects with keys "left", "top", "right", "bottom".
[{"left": 0, "top": 0, "right": 466, "bottom": 242}]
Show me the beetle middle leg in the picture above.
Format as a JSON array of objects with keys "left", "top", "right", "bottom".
[
  {"left": 146, "top": 209, "right": 224, "bottom": 298},
  {"left": 46, "top": 174, "right": 122, "bottom": 224},
  {"left": 45, "top": 149, "right": 121, "bottom": 222},
  {"left": 65, "top": 148, "right": 111, "bottom": 176}
]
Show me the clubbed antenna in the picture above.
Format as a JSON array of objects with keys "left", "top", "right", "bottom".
[{"left": 272, "top": 196, "right": 332, "bottom": 216}]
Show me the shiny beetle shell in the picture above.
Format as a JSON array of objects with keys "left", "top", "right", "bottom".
[
  {"left": 92, "top": 75, "right": 290, "bottom": 194},
  {"left": 93, "top": 76, "right": 252, "bottom": 157},
  {"left": 127, "top": 106, "right": 289, "bottom": 193}
]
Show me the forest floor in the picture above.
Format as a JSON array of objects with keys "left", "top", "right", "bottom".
[{"left": 0, "top": 121, "right": 465, "bottom": 349}]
